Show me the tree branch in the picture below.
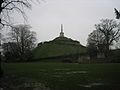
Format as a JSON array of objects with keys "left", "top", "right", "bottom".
[{"left": 2, "top": 0, "right": 31, "bottom": 10}]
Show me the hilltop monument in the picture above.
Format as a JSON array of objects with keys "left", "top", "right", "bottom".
[
  {"left": 59, "top": 24, "right": 64, "bottom": 37},
  {"left": 33, "top": 24, "right": 87, "bottom": 60}
]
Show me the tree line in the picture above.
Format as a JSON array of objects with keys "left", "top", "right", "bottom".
[
  {"left": 0, "top": 0, "right": 120, "bottom": 62},
  {"left": 0, "top": 0, "right": 120, "bottom": 78},
  {"left": 1, "top": 14, "right": 120, "bottom": 62},
  {"left": 2, "top": 24, "right": 36, "bottom": 61},
  {"left": 87, "top": 9, "right": 120, "bottom": 60},
  {"left": 2, "top": 18, "right": 120, "bottom": 62},
  {"left": 0, "top": 0, "right": 41, "bottom": 76}
]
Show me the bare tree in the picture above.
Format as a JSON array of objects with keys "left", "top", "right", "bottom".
[
  {"left": 2, "top": 42, "right": 19, "bottom": 61},
  {"left": 87, "top": 30, "right": 106, "bottom": 58},
  {"left": 9, "top": 24, "right": 36, "bottom": 60},
  {"left": 0, "top": 0, "right": 32, "bottom": 26},
  {"left": 95, "top": 19, "right": 120, "bottom": 57},
  {"left": 0, "top": 0, "right": 41, "bottom": 77}
]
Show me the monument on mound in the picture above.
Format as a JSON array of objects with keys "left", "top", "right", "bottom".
[
  {"left": 53, "top": 24, "right": 80, "bottom": 45},
  {"left": 59, "top": 24, "right": 64, "bottom": 37},
  {"left": 33, "top": 24, "right": 87, "bottom": 61}
]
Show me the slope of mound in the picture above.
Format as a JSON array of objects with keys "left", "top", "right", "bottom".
[
  {"left": 52, "top": 37, "right": 80, "bottom": 45},
  {"left": 33, "top": 37, "right": 86, "bottom": 59}
]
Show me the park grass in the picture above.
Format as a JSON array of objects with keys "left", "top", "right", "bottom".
[{"left": 1, "top": 62, "right": 120, "bottom": 90}]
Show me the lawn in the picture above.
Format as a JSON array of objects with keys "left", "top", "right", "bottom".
[{"left": 1, "top": 62, "right": 120, "bottom": 90}]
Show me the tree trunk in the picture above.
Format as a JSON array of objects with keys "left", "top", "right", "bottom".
[
  {"left": 0, "top": 0, "right": 4, "bottom": 77},
  {"left": 0, "top": 0, "right": 3, "bottom": 13},
  {"left": 104, "top": 43, "right": 110, "bottom": 62}
]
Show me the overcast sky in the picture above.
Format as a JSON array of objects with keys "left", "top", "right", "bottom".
[{"left": 11, "top": 0, "right": 120, "bottom": 46}]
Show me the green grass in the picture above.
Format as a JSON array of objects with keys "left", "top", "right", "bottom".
[
  {"left": 33, "top": 43, "right": 86, "bottom": 59},
  {"left": 33, "top": 36, "right": 86, "bottom": 59},
  {"left": 1, "top": 62, "right": 120, "bottom": 90}
]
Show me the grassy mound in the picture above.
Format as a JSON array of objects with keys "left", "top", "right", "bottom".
[{"left": 33, "top": 37, "right": 86, "bottom": 59}]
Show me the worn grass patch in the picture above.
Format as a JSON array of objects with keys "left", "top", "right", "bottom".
[{"left": 1, "top": 62, "right": 120, "bottom": 90}]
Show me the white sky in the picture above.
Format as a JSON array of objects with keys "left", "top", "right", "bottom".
[{"left": 9, "top": 0, "right": 120, "bottom": 46}]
